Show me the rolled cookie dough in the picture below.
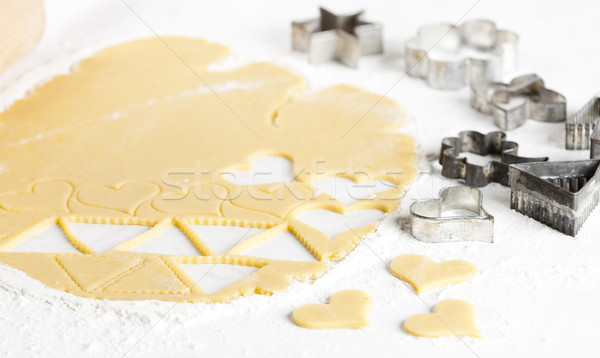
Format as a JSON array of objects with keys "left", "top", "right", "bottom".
[{"left": 0, "top": 37, "right": 416, "bottom": 302}]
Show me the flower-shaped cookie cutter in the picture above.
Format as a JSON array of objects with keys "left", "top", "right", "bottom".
[
  {"left": 565, "top": 94, "right": 600, "bottom": 155},
  {"left": 508, "top": 160, "right": 600, "bottom": 236},
  {"left": 440, "top": 130, "right": 548, "bottom": 187},
  {"left": 409, "top": 185, "right": 494, "bottom": 243},
  {"left": 291, "top": 7, "right": 383, "bottom": 68},
  {"left": 471, "top": 74, "right": 567, "bottom": 130},
  {"left": 406, "top": 19, "right": 518, "bottom": 90}
]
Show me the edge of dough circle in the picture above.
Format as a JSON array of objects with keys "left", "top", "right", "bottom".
[{"left": 0, "top": 37, "right": 416, "bottom": 303}]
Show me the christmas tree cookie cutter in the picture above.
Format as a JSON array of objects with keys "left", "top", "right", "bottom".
[
  {"left": 409, "top": 185, "right": 494, "bottom": 243},
  {"left": 291, "top": 7, "right": 383, "bottom": 68},
  {"left": 471, "top": 74, "right": 567, "bottom": 130},
  {"left": 405, "top": 19, "right": 518, "bottom": 90},
  {"left": 440, "top": 130, "right": 548, "bottom": 187},
  {"left": 565, "top": 95, "right": 600, "bottom": 154},
  {"left": 508, "top": 160, "right": 600, "bottom": 236}
]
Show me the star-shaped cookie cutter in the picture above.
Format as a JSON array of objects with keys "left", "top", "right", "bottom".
[
  {"left": 409, "top": 185, "right": 494, "bottom": 243},
  {"left": 439, "top": 130, "right": 548, "bottom": 187},
  {"left": 508, "top": 159, "right": 600, "bottom": 236},
  {"left": 291, "top": 7, "right": 383, "bottom": 68},
  {"left": 471, "top": 74, "right": 567, "bottom": 130},
  {"left": 406, "top": 19, "right": 518, "bottom": 90},
  {"left": 565, "top": 94, "right": 600, "bottom": 156}
]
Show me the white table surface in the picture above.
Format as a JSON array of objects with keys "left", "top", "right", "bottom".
[{"left": 0, "top": 0, "right": 599, "bottom": 357}]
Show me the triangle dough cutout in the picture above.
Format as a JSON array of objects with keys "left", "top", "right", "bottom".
[
  {"left": 129, "top": 226, "right": 202, "bottom": 256},
  {"left": 56, "top": 255, "right": 142, "bottom": 292},
  {"left": 241, "top": 231, "right": 316, "bottom": 262},
  {"left": 103, "top": 258, "right": 188, "bottom": 294},
  {"left": 9, "top": 224, "right": 81, "bottom": 253},
  {"left": 68, "top": 223, "right": 149, "bottom": 254},
  {"left": 191, "top": 225, "right": 265, "bottom": 254},
  {"left": 180, "top": 263, "right": 258, "bottom": 294}
]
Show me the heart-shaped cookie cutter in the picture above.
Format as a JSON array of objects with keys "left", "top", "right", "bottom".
[
  {"left": 409, "top": 185, "right": 494, "bottom": 243},
  {"left": 471, "top": 74, "right": 567, "bottom": 130},
  {"left": 405, "top": 19, "right": 518, "bottom": 90}
]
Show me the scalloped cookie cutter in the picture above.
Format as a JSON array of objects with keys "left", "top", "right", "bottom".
[
  {"left": 291, "top": 7, "right": 383, "bottom": 68},
  {"left": 565, "top": 95, "right": 600, "bottom": 155},
  {"left": 409, "top": 185, "right": 494, "bottom": 243},
  {"left": 471, "top": 74, "right": 567, "bottom": 130},
  {"left": 508, "top": 160, "right": 600, "bottom": 236},
  {"left": 440, "top": 130, "right": 548, "bottom": 187},
  {"left": 406, "top": 19, "right": 518, "bottom": 90}
]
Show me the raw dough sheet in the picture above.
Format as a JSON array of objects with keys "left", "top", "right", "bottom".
[{"left": 0, "top": 37, "right": 415, "bottom": 302}]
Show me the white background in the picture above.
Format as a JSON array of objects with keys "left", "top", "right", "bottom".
[{"left": 0, "top": 0, "right": 599, "bottom": 357}]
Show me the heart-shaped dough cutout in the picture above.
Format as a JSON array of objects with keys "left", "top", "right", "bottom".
[
  {"left": 292, "top": 290, "right": 372, "bottom": 329},
  {"left": 404, "top": 299, "right": 481, "bottom": 338},
  {"left": 78, "top": 181, "right": 160, "bottom": 215},
  {"left": 0, "top": 180, "right": 73, "bottom": 212},
  {"left": 390, "top": 254, "right": 477, "bottom": 293}
]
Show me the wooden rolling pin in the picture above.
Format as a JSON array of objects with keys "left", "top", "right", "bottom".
[{"left": 0, "top": 0, "right": 45, "bottom": 74}]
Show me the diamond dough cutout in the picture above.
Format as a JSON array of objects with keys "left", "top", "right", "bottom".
[
  {"left": 0, "top": 37, "right": 416, "bottom": 302},
  {"left": 390, "top": 254, "right": 478, "bottom": 293}
]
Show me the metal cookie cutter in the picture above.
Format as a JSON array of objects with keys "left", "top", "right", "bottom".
[
  {"left": 471, "top": 74, "right": 567, "bottom": 130},
  {"left": 508, "top": 160, "right": 600, "bottom": 236},
  {"left": 440, "top": 131, "right": 548, "bottom": 187},
  {"left": 406, "top": 19, "right": 518, "bottom": 90},
  {"left": 565, "top": 95, "right": 600, "bottom": 153},
  {"left": 291, "top": 7, "right": 383, "bottom": 68},
  {"left": 410, "top": 185, "right": 494, "bottom": 243}
]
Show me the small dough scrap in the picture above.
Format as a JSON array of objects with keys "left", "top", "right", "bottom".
[
  {"left": 404, "top": 299, "right": 481, "bottom": 338},
  {"left": 390, "top": 254, "right": 477, "bottom": 293},
  {"left": 292, "top": 290, "right": 372, "bottom": 329}
]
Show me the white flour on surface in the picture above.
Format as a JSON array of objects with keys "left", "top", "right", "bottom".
[{"left": 1, "top": 0, "right": 600, "bottom": 357}]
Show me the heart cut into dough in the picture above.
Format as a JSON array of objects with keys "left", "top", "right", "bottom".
[
  {"left": 404, "top": 299, "right": 481, "bottom": 338},
  {"left": 0, "top": 180, "right": 73, "bottom": 213},
  {"left": 390, "top": 254, "right": 477, "bottom": 293},
  {"left": 78, "top": 181, "right": 160, "bottom": 215},
  {"left": 292, "top": 289, "right": 372, "bottom": 329}
]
